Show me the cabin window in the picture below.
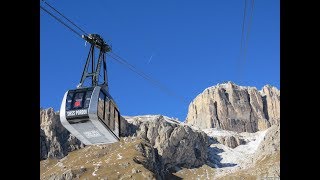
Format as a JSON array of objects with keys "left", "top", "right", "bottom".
[
  {"left": 104, "top": 99, "right": 110, "bottom": 127},
  {"left": 97, "top": 91, "right": 105, "bottom": 120},
  {"left": 96, "top": 90, "right": 121, "bottom": 135},
  {"left": 72, "top": 92, "right": 84, "bottom": 109},
  {"left": 114, "top": 109, "right": 119, "bottom": 134},
  {"left": 66, "top": 92, "right": 74, "bottom": 111},
  {"left": 110, "top": 103, "right": 115, "bottom": 130},
  {"left": 84, "top": 90, "right": 92, "bottom": 108}
]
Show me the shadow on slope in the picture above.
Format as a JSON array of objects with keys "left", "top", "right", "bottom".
[{"left": 207, "top": 146, "right": 237, "bottom": 168}]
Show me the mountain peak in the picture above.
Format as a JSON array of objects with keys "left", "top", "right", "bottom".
[
  {"left": 186, "top": 82, "right": 280, "bottom": 132},
  {"left": 40, "top": 81, "right": 280, "bottom": 179}
]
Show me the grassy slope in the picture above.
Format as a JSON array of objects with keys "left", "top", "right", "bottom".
[
  {"left": 217, "top": 152, "right": 280, "bottom": 179},
  {"left": 170, "top": 165, "right": 216, "bottom": 179},
  {"left": 41, "top": 138, "right": 279, "bottom": 180},
  {"left": 40, "top": 138, "right": 156, "bottom": 180}
]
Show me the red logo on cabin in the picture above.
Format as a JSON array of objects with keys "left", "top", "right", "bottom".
[{"left": 74, "top": 101, "right": 81, "bottom": 107}]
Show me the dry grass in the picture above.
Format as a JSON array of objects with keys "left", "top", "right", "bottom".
[
  {"left": 40, "top": 137, "right": 156, "bottom": 180},
  {"left": 40, "top": 138, "right": 279, "bottom": 180},
  {"left": 217, "top": 152, "right": 280, "bottom": 180},
  {"left": 170, "top": 164, "right": 216, "bottom": 179}
]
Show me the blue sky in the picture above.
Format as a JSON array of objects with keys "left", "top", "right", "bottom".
[{"left": 40, "top": 0, "right": 279, "bottom": 121}]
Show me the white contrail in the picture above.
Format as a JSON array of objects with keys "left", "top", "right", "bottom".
[{"left": 148, "top": 53, "right": 154, "bottom": 64}]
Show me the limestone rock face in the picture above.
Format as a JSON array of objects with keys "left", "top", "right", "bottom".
[
  {"left": 260, "top": 85, "right": 280, "bottom": 125},
  {"left": 40, "top": 108, "right": 84, "bottom": 160},
  {"left": 40, "top": 111, "right": 280, "bottom": 179},
  {"left": 186, "top": 82, "right": 280, "bottom": 132},
  {"left": 254, "top": 124, "right": 280, "bottom": 160},
  {"left": 134, "top": 140, "right": 163, "bottom": 178},
  {"left": 216, "top": 136, "right": 242, "bottom": 149},
  {"left": 127, "top": 115, "right": 209, "bottom": 170},
  {"left": 40, "top": 129, "right": 49, "bottom": 160},
  {"left": 203, "top": 128, "right": 248, "bottom": 149}
]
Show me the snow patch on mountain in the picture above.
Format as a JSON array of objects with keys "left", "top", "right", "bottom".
[{"left": 206, "top": 127, "right": 268, "bottom": 176}]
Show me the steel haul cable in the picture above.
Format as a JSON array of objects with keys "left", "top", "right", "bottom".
[
  {"left": 238, "top": 0, "right": 255, "bottom": 82},
  {"left": 242, "top": 0, "right": 255, "bottom": 66},
  {"left": 239, "top": 0, "right": 248, "bottom": 64},
  {"left": 40, "top": 2, "right": 187, "bottom": 104},
  {"left": 40, "top": 6, "right": 83, "bottom": 38},
  {"left": 107, "top": 53, "right": 188, "bottom": 103},
  {"left": 41, "top": 0, "right": 88, "bottom": 36}
]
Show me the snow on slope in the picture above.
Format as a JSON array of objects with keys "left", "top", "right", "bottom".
[
  {"left": 123, "top": 114, "right": 272, "bottom": 176},
  {"left": 205, "top": 128, "right": 268, "bottom": 176},
  {"left": 123, "top": 115, "right": 182, "bottom": 125},
  {"left": 203, "top": 128, "right": 239, "bottom": 137}
]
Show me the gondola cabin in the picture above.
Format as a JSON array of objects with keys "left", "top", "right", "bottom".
[{"left": 60, "top": 85, "right": 120, "bottom": 145}]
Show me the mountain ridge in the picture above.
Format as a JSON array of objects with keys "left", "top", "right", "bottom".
[{"left": 40, "top": 82, "right": 280, "bottom": 179}]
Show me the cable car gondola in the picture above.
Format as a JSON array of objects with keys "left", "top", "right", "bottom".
[
  {"left": 60, "top": 34, "right": 121, "bottom": 145},
  {"left": 40, "top": 1, "right": 185, "bottom": 145}
]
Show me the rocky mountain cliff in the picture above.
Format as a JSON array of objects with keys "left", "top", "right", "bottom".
[
  {"left": 40, "top": 114, "right": 279, "bottom": 179},
  {"left": 213, "top": 124, "right": 280, "bottom": 179},
  {"left": 40, "top": 115, "right": 210, "bottom": 179},
  {"left": 40, "top": 82, "right": 280, "bottom": 179},
  {"left": 125, "top": 116, "right": 208, "bottom": 170},
  {"left": 40, "top": 108, "right": 84, "bottom": 160},
  {"left": 186, "top": 81, "right": 280, "bottom": 132}
]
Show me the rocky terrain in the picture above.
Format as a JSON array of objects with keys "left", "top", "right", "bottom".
[
  {"left": 186, "top": 81, "right": 280, "bottom": 132},
  {"left": 40, "top": 82, "right": 280, "bottom": 179},
  {"left": 40, "top": 108, "right": 84, "bottom": 160},
  {"left": 41, "top": 115, "right": 209, "bottom": 179}
]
